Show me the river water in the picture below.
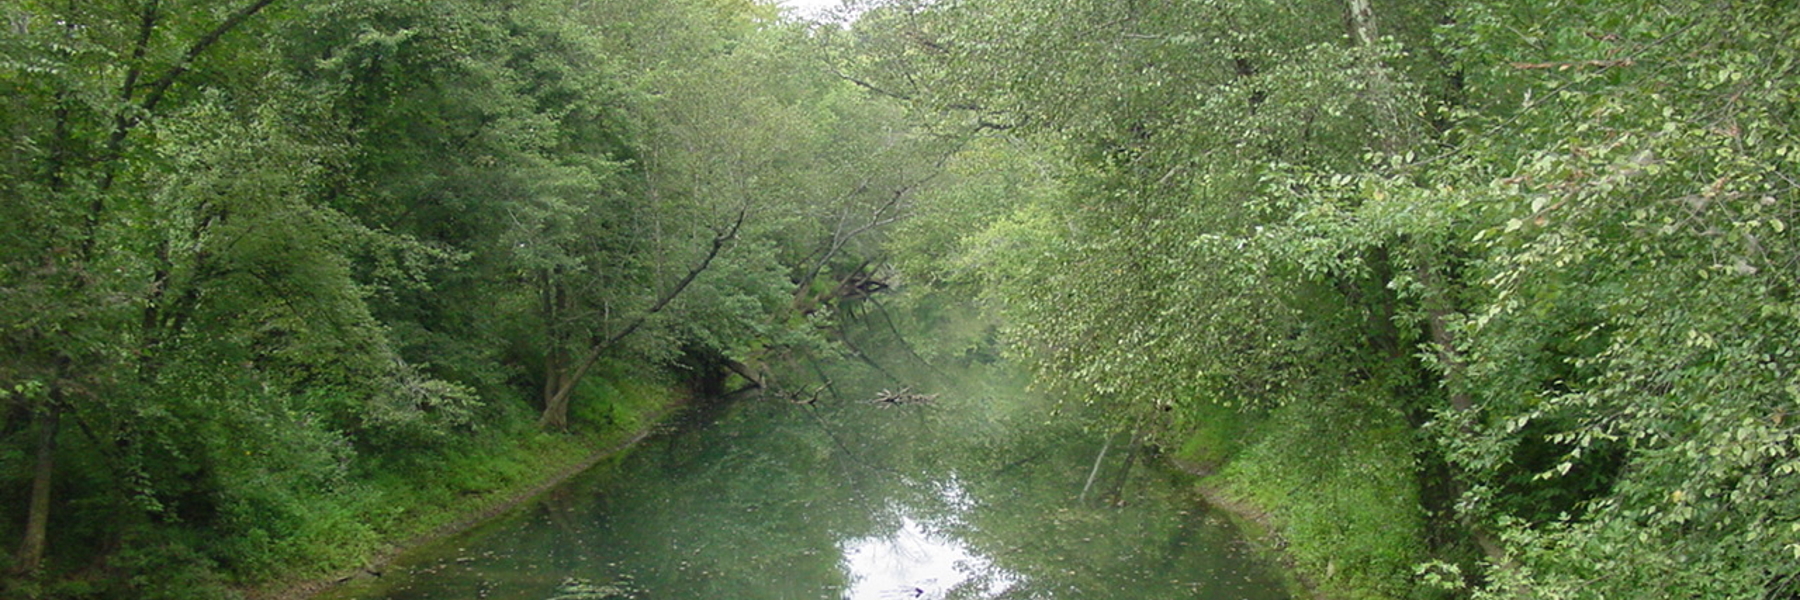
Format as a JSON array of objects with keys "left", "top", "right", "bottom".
[{"left": 321, "top": 356, "right": 1292, "bottom": 600}]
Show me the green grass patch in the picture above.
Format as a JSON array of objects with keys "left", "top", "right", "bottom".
[
  {"left": 1195, "top": 397, "right": 1434, "bottom": 600},
  {"left": 229, "top": 369, "right": 681, "bottom": 596},
  {"left": 1170, "top": 400, "right": 1255, "bottom": 472}
]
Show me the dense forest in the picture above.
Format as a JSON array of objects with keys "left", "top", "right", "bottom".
[{"left": 3, "top": 0, "right": 1797, "bottom": 599}]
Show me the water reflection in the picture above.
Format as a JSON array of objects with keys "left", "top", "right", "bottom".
[
  {"left": 319, "top": 356, "right": 1292, "bottom": 600},
  {"left": 840, "top": 477, "right": 1020, "bottom": 600},
  {"left": 840, "top": 514, "right": 1017, "bottom": 600}
]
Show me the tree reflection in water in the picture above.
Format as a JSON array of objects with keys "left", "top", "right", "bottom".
[{"left": 317, "top": 337, "right": 1292, "bottom": 600}]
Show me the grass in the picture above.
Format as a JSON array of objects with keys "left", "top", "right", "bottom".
[
  {"left": 1174, "top": 394, "right": 1437, "bottom": 600},
  {"left": 242, "top": 370, "right": 683, "bottom": 600}
]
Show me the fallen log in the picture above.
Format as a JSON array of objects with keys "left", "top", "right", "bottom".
[{"left": 867, "top": 387, "right": 938, "bottom": 406}]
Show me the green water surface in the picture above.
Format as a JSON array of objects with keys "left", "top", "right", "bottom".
[{"left": 321, "top": 362, "right": 1292, "bottom": 600}]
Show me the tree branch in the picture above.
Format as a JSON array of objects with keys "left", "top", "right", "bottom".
[
  {"left": 138, "top": 0, "right": 278, "bottom": 115},
  {"left": 97, "top": 0, "right": 280, "bottom": 196},
  {"left": 542, "top": 207, "right": 748, "bottom": 427}
]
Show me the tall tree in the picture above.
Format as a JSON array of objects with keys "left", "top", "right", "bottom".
[{"left": 2, "top": 0, "right": 286, "bottom": 574}]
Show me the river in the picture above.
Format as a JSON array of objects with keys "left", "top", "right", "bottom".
[{"left": 319, "top": 350, "right": 1293, "bottom": 600}]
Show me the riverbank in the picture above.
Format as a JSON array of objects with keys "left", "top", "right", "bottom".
[
  {"left": 1167, "top": 399, "right": 1431, "bottom": 600},
  {"left": 247, "top": 381, "right": 687, "bottom": 600},
  {"left": 1170, "top": 457, "right": 1325, "bottom": 600}
]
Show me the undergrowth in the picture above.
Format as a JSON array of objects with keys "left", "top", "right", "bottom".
[
  {"left": 4, "top": 368, "right": 678, "bottom": 600},
  {"left": 1176, "top": 395, "right": 1436, "bottom": 600}
]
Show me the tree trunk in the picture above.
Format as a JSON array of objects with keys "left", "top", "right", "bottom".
[
  {"left": 1346, "top": 0, "right": 1379, "bottom": 46},
  {"left": 1079, "top": 432, "right": 1113, "bottom": 504},
  {"left": 541, "top": 381, "right": 574, "bottom": 431},
  {"left": 1106, "top": 428, "right": 1144, "bottom": 506},
  {"left": 541, "top": 267, "right": 569, "bottom": 415},
  {"left": 1414, "top": 262, "right": 1472, "bottom": 412},
  {"left": 14, "top": 401, "right": 60, "bottom": 574},
  {"left": 1342, "top": 0, "right": 1508, "bottom": 578},
  {"left": 539, "top": 209, "right": 746, "bottom": 430},
  {"left": 724, "top": 359, "right": 765, "bottom": 389}
]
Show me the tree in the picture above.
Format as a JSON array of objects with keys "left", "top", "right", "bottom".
[
  {"left": 1, "top": 0, "right": 961, "bottom": 593},
  {"left": 859, "top": 0, "right": 1800, "bottom": 596},
  {"left": 1, "top": 0, "right": 287, "bottom": 575}
]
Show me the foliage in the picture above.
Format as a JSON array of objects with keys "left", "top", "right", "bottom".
[
  {"left": 7, "top": 0, "right": 1796, "bottom": 597},
  {"left": 0, "top": 0, "right": 937, "bottom": 596},
  {"left": 865, "top": 0, "right": 1800, "bottom": 598},
  {"left": 1222, "top": 399, "right": 1432, "bottom": 600}
]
